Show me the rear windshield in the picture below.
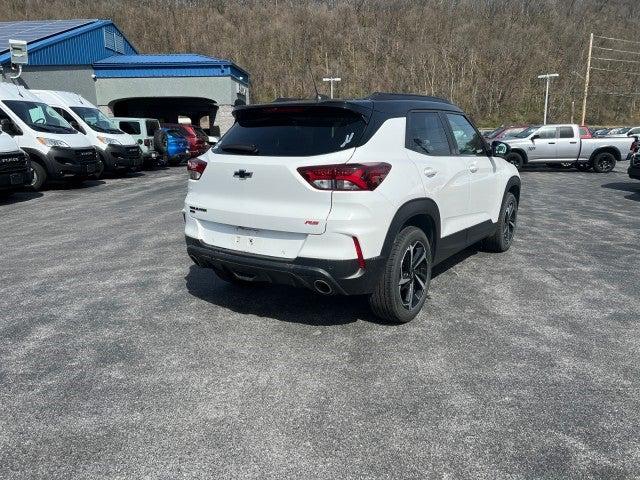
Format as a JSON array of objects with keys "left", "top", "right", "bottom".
[{"left": 215, "top": 106, "right": 367, "bottom": 156}]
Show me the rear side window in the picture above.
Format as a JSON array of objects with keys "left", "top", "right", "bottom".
[
  {"left": 146, "top": 120, "right": 159, "bottom": 136},
  {"left": 406, "top": 111, "right": 451, "bottom": 155},
  {"left": 445, "top": 114, "right": 486, "bottom": 156},
  {"left": 216, "top": 106, "right": 367, "bottom": 156},
  {"left": 558, "top": 127, "right": 574, "bottom": 138},
  {"left": 119, "top": 121, "right": 141, "bottom": 135}
]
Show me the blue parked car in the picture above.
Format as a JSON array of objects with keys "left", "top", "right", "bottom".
[{"left": 154, "top": 127, "right": 189, "bottom": 166}]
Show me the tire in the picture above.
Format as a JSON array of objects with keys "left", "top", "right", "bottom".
[
  {"left": 482, "top": 192, "right": 518, "bottom": 252},
  {"left": 29, "top": 162, "right": 47, "bottom": 191},
  {"left": 505, "top": 152, "right": 524, "bottom": 170},
  {"left": 154, "top": 130, "right": 168, "bottom": 155},
  {"left": 576, "top": 162, "right": 591, "bottom": 172},
  {"left": 592, "top": 152, "right": 616, "bottom": 173},
  {"left": 369, "top": 226, "right": 432, "bottom": 323}
]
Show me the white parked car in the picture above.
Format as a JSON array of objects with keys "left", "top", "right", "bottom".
[
  {"left": 0, "top": 82, "right": 98, "bottom": 190},
  {"left": 0, "top": 129, "right": 32, "bottom": 198},
  {"left": 32, "top": 90, "right": 142, "bottom": 178},
  {"left": 184, "top": 93, "right": 521, "bottom": 323}
]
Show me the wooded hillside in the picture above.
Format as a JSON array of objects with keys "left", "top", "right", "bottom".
[{"left": 2, "top": 0, "right": 640, "bottom": 125}]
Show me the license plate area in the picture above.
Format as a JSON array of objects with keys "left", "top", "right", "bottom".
[
  {"left": 9, "top": 173, "right": 23, "bottom": 185},
  {"left": 86, "top": 164, "right": 96, "bottom": 173},
  {"left": 198, "top": 220, "right": 306, "bottom": 259}
]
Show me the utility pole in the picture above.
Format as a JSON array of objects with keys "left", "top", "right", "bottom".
[
  {"left": 538, "top": 73, "right": 559, "bottom": 125},
  {"left": 571, "top": 100, "right": 575, "bottom": 123},
  {"left": 322, "top": 76, "right": 341, "bottom": 99},
  {"left": 581, "top": 33, "right": 594, "bottom": 125}
]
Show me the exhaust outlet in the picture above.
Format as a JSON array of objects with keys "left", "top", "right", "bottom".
[{"left": 314, "top": 280, "right": 333, "bottom": 295}]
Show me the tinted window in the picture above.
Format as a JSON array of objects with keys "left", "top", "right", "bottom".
[
  {"left": 119, "top": 121, "right": 141, "bottom": 135},
  {"left": 406, "top": 111, "right": 451, "bottom": 155},
  {"left": 215, "top": 106, "right": 367, "bottom": 156},
  {"left": 445, "top": 114, "right": 485, "bottom": 155},
  {"left": 536, "top": 127, "right": 556, "bottom": 139},
  {"left": 558, "top": 127, "right": 574, "bottom": 138}
]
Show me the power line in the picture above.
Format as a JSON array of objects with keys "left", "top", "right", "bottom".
[
  {"left": 592, "top": 56, "right": 640, "bottom": 65},
  {"left": 594, "top": 34, "right": 640, "bottom": 46},
  {"left": 591, "top": 67, "right": 640, "bottom": 77},
  {"left": 593, "top": 45, "right": 640, "bottom": 56}
]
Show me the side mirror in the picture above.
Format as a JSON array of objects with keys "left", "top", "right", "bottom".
[
  {"left": 531, "top": 134, "right": 540, "bottom": 142},
  {"left": 0, "top": 118, "right": 20, "bottom": 136},
  {"left": 137, "top": 139, "right": 143, "bottom": 145},
  {"left": 69, "top": 120, "right": 85, "bottom": 134},
  {"left": 491, "top": 140, "right": 510, "bottom": 158}
]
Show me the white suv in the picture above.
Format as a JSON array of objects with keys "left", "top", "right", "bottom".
[{"left": 184, "top": 93, "right": 521, "bottom": 323}]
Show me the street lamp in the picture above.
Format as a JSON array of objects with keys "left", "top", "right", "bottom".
[
  {"left": 538, "top": 73, "right": 559, "bottom": 125},
  {"left": 322, "top": 77, "right": 341, "bottom": 99}
]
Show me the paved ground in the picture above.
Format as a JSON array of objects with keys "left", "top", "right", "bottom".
[{"left": 1, "top": 164, "right": 639, "bottom": 479}]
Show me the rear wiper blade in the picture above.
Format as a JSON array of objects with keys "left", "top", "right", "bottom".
[{"left": 220, "top": 143, "right": 259, "bottom": 154}]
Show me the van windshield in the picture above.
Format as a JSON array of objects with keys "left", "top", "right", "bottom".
[
  {"left": 4, "top": 100, "right": 76, "bottom": 134},
  {"left": 70, "top": 107, "right": 122, "bottom": 134},
  {"left": 215, "top": 106, "right": 367, "bottom": 156}
]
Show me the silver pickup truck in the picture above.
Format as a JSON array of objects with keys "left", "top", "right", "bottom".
[{"left": 502, "top": 124, "right": 635, "bottom": 172}]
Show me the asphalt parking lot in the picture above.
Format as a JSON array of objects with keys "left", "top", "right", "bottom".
[{"left": 1, "top": 164, "right": 639, "bottom": 479}]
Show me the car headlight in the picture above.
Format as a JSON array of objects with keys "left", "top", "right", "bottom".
[
  {"left": 97, "top": 136, "right": 123, "bottom": 146},
  {"left": 36, "top": 137, "right": 70, "bottom": 148}
]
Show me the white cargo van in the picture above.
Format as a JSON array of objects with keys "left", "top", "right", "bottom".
[
  {"left": 0, "top": 82, "right": 98, "bottom": 190},
  {"left": 32, "top": 90, "right": 142, "bottom": 178},
  {"left": 0, "top": 129, "right": 32, "bottom": 198}
]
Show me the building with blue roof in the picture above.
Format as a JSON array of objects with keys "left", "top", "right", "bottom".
[{"left": 0, "top": 19, "right": 250, "bottom": 131}]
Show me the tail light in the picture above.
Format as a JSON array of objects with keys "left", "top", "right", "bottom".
[
  {"left": 144, "top": 139, "right": 151, "bottom": 147},
  {"left": 187, "top": 158, "right": 207, "bottom": 180},
  {"left": 297, "top": 163, "right": 391, "bottom": 191}
]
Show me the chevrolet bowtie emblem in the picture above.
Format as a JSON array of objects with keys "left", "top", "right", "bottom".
[{"left": 233, "top": 169, "right": 253, "bottom": 179}]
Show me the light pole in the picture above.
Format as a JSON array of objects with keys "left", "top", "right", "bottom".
[
  {"left": 322, "top": 77, "right": 341, "bottom": 99},
  {"left": 538, "top": 73, "right": 559, "bottom": 125}
]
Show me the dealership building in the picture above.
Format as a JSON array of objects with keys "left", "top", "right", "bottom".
[{"left": 0, "top": 19, "right": 250, "bottom": 132}]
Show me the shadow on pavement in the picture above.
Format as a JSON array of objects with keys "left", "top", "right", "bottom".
[
  {"left": 0, "top": 190, "right": 44, "bottom": 205},
  {"left": 185, "top": 242, "right": 481, "bottom": 326},
  {"left": 602, "top": 182, "right": 640, "bottom": 202}
]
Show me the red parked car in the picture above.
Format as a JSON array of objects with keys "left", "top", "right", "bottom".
[{"left": 161, "top": 123, "right": 209, "bottom": 158}]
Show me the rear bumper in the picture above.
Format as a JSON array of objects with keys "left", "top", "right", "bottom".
[{"left": 185, "top": 236, "right": 385, "bottom": 295}]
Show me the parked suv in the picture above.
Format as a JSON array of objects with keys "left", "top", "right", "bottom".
[
  {"left": 113, "top": 117, "right": 162, "bottom": 168},
  {"left": 0, "top": 129, "right": 32, "bottom": 198},
  {"left": 162, "top": 123, "right": 209, "bottom": 158},
  {"left": 184, "top": 93, "right": 520, "bottom": 323}
]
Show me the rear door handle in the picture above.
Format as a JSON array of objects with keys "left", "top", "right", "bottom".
[
  {"left": 424, "top": 167, "right": 437, "bottom": 178},
  {"left": 469, "top": 162, "right": 478, "bottom": 173},
  {"left": 548, "top": 142, "right": 556, "bottom": 144},
  {"left": 570, "top": 141, "right": 577, "bottom": 144}
]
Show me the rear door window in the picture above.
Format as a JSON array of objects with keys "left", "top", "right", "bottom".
[
  {"left": 216, "top": 106, "right": 367, "bottom": 156},
  {"left": 558, "top": 126, "right": 574, "bottom": 138},
  {"left": 406, "top": 111, "right": 452, "bottom": 155},
  {"left": 119, "top": 121, "right": 141, "bottom": 135},
  {"left": 536, "top": 127, "right": 557, "bottom": 139}
]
